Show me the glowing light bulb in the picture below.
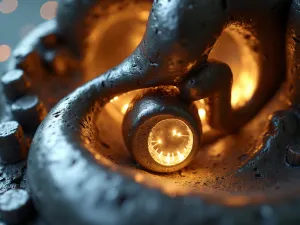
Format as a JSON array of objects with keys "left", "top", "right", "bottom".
[
  {"left": 148, "top": 119, "right": 193, "bottom": 166},
  {"left": 166, "top": 153, "right": 171, "bottom": 164},
  {"left": 159, "top": 152, "right": 163, "bottom": 159}
]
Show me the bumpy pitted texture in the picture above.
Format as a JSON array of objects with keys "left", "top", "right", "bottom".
[
  {"left": 0, "top": 121, "right": 27, "bottom": 164},
  {"left": 0, "top": 189, "right": 33, "bottom": 224},
  {"left": 0, "top": 0, "right": 299, "bottom": 224},
  {"left": 22, "top": 0, "right": 300, "bottom": 224}
]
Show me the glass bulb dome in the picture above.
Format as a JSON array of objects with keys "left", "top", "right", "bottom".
[{"left": 148, "top": 119, "right": 193, "bottom": 166}]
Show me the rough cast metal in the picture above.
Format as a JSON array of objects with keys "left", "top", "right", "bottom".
[{"left": 1, "top": 0, "right": 300, "bottom": 224}]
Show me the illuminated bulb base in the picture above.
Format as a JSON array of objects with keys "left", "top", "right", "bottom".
[{"left": 148, "top": 119, "right": 193, "bottom": 166}]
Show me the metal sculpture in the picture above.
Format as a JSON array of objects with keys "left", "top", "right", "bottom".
[{"left": 1, "top": 0, "right": 300, "bottom": 224}]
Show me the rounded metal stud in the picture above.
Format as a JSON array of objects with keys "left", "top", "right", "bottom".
[
  {"left": 0, "top": 70, "right": 30, "bottom": 102},
  {"left": 0, "top": 121, "right": 27, "bottom": 164},
  {"left": 0, "top": 189, "right": 34, "bottom": 224},
  {"left": 11, "top": 95, "right": 47, "bottom": 134}
]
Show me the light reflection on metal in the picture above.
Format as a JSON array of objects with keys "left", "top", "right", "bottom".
[
  {"left": 122, "top": 87, "right": 201, "bottom": 173},
  {"left": 22, "top": 0, "right": 297, "bottom": 222}
]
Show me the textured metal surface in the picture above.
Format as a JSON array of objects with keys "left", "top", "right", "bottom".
[
  {"left": 22, "top": 0, "right": 299, "bottom": 224},
  {"left": 0, "top": 121, "right": 27, "bottom": 164},
  {"left": 0, "top": 0, "right": 300, "bottom": 224},
  {"left": 0, "top": 189, "right": 34, "bottom": 224}
]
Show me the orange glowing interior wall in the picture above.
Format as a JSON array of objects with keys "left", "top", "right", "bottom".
[{"left": 105, "top": 14, "right": 259, "bottom": 134}]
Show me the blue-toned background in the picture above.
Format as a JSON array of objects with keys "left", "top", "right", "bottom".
[{"left": 0, "top": 0, "right": 58, "bottom": 71}]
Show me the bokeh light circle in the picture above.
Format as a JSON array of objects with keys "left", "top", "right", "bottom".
[
  {"left": 0, "top": 45, "right": 11, "bottom": 62},
  {"left": 0, "top": 0, "right": 18, "bottom": 14},
  {"left": 40, "top": 1, "right": 58, "bottom": 20}
]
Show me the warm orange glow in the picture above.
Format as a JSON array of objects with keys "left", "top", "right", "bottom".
[
  {"left": 134, "top": 173, "right": 145, "bottom": 182},
  {"left": 121, "top": 104, "right": 129, "bottom": 114},
  {"left": 197, "top": 69, "right": 258, "bottom": 128},
  {"left": 108, "top": 58, "right": 258, "bottom": 137},
  {"left": 231, "top": 71, "right": 257, "bottom": 108},
  {"left": 198, "top": 108, "right": 206, "bottom": 120},
  {"left": 195, "top": 99, "right": 210, "bottom": 133},
  {"left": 88, "top": 3, "right": 151, "bottom": 79},
  {"left": 139, "top": 10, "right": 150, "bottom": 21},
  {"left": 197, "top": 28, "right": 259, "bottom": 130},
  {"left": 105, "top": 28, "right": 259, "bottom": 165},
  {"left": 148, "top": 119, "right": 193, "bottom": 166},
  {"left": 222, "top": 195, "right": 251, "bottom": 206},
  {"left": 208, "top": 141, "right": 227, "bottom": 157},
  {"left": 110, "top": 96, "right": 119, "bottom": 103}
]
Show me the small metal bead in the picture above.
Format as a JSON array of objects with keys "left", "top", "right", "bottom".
[
  {"left": 11, "top": 95, "right": 47, "bottom": 134},
  {"left": 0, "top": 189, "right": 34, "bottom": 224},
  {"left": 0, "top": 121, "right": 27, "bottom": 164},
  {"left": 286, "top": 144, "right": 300, "bottom": 166},
  {"left": 0, "top": 70, "right": 30, "bottom": 101}
]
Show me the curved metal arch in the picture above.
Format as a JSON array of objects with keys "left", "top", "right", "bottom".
[{"left": 25, "top": 0, "right": 297, "bottom": 224}]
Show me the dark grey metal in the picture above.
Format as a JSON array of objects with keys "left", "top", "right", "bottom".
[
  {"left": 286, "top": 144, "right": 300, "bottom": 166},
  {"left": 0, "top": 121, "right": 27, "bottom": 164},
  {"left": 1, "top": 70, "right": 31, "bottom": 102},
  {"left": 0, "top": 189, "right": 34, "bottom": 224},
  {"left": 0, "top": 0, "right": 298, "bottom": 224},
  {"left": 179, "top": 59, "right": 238, "bottom": 133},
  {"left": 23, "top": 0, "right": 300, "bottom": 224},
  {"left": 11, "top": 95, "right": 46, "bottom": 134}
]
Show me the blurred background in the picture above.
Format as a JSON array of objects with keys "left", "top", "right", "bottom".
[{"left": 0, "top": 0, "right": 58, "bottom": 71}]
